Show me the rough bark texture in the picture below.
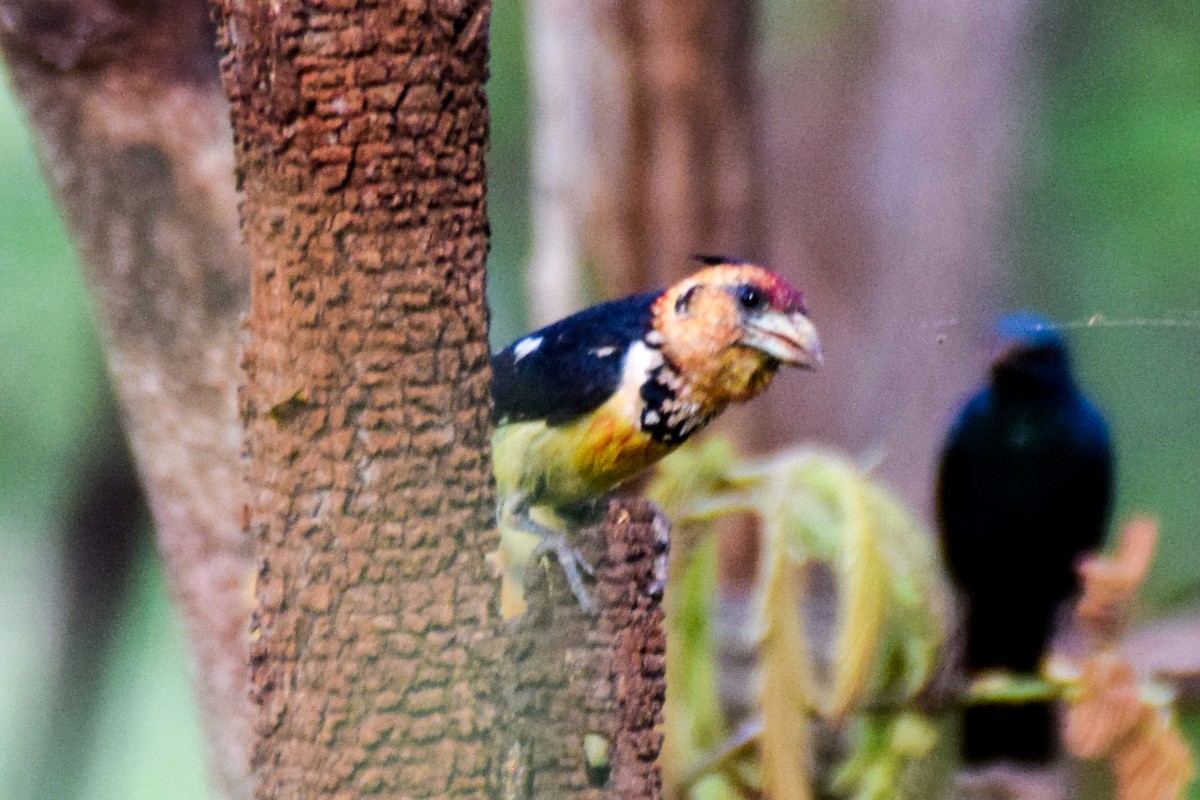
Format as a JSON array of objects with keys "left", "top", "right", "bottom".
[
  {"left": 0, "top": 2, "right": 255, "bottom": 796},
  {"left": 212, "top": 2, "right": 505, "bottom": 796},
  {"left": 505, "top": 499, "right": 668, "bottom": 799}
]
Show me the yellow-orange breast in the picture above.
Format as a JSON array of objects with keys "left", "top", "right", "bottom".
[{"left": 492, "top": 376, "right": 676, "bottom": 509}]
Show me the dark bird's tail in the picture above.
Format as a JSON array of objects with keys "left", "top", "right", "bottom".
[
  {"left": 960, "top": 597, "right": 1061, "bottom": 766},
  {"left": 962, "top": 701, "right": 1057, "bottom": 765}
]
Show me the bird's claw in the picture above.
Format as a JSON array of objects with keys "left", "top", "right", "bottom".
[{"left": 531, "top": 533, "right": 598, "bottom": 616}]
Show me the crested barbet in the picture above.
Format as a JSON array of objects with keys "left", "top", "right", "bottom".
[
  {"left": 491, "top": 256, "right": 823, "bottom": 613},
  {"left": 937, "top": 311, "right": 1113, "bottom": 765}
]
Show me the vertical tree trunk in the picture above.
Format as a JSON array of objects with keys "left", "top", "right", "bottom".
[
  {"left": 590, "top": 0, "right": 766, "bottom": 296},
  {"left": 525, "top": 0, "right": 765, "bottom": 325},
  {"left": 524, "top": 0, "right": 596, "bottom": 326},
  {"left": 30, "top": 392, "right": 147, "bottom": 800},
  {"left": 0, "top": 2, "right": 255, "bottom": 796},
  {"left": 214, "top": 5, "right": 672, "bottom": 791},
  {"left": 506, "top": 499, "right": 669, "bottom": 799},
  {"left": 211, "top": 1, "right": 501, "bottom": 795}
]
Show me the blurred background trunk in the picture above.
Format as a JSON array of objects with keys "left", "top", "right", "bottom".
[
  {"left": 26, "top": 390, "right": 147, "bottom": 800},
  {"left": 0, "top": 1, "right": 254, "bottom": 796}
]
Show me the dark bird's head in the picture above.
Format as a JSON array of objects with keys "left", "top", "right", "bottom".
[
  {"left": 990, "top": 312, "right": 1074, "bottom": 393},
  {"left": 652, "top": 256, "right": 822, "bottom": 405}
]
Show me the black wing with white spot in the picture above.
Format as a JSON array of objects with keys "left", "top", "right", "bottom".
[{"left": 492, "top": 291, "right": 660, "bottom": 426}]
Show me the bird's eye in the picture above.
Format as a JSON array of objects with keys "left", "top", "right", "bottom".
[
  {"left": 735, "top": 284, "right": 766, "bottom": 312},
  {"left": 675, "top": 284, "right": 701, "bottom": 315}
]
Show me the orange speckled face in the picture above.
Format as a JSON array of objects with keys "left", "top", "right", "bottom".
[{"left": 652, "top": 262, "right": 821, "bottom": 407}]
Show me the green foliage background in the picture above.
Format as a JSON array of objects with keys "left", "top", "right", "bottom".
[
  {"left": 0, "top": 1, "right": 1195, "bottom": 797},
  {"left": 1013, "top": 0, "right": 1200, "bottom": 606}
]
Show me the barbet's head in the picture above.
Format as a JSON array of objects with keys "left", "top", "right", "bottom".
[{"left": 652, "top": 256, "right": 822, "bottom": 407}]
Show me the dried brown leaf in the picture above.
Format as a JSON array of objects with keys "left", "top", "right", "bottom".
[
  {"left": 1112, "top": 715, "right": 1194, "bottom": 800},
  {"left": 1076, "top": 516, "right": 1158, "bottom": 640},
  {"left": 1062, "top": 515, "right": 1196, "bottom": 800},
  {"left": 1062, "top": 654, "right": 1147, "bottom": 758}
]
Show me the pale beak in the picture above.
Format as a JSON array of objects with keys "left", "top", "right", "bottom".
[{"left": 741, "top": 311, "right": 824, "bottom": 369}]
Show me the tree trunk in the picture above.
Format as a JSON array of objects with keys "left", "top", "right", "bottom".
[
  {"left": 211, "top": 1, "right": 502, "bottom": 795},
  {"left": 505, "top": 499, "right": 668, "bottom": 799},
  {"left": 30, "top": 390, "right": 147, "bottom": 800},
  {"left": 214, "top": 2, "right": 671, "bottom": 792},
  {"left": 0, "top": 2, "right": 255, "bottom": 796},
  {"left": 849, "top": 0, "right": 1035, "bottom": 505},
  {"left": 525, "top": 0, "right": 765, "bottom": 319},
  {"left": 524, "top": 0, "right": 596, "bottom": 326}
]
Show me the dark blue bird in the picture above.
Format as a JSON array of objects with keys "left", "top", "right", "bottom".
[{"left": 937, "top": 312, "right": 1113, "bottom": 765}]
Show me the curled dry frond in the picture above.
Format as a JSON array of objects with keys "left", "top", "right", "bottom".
[
  {"left": 1063, "top": 653, "right": 1193, "bottom": 800},
  {"left": 1076, "top": 515, "right": 1158, "bottom": 643},
  {"left": 1058, "top": 517, "right": 1196, "bottom": 800},
  {"left": 750, "top": 450, "right": 948, "bottom": 721},
  {"left": 649, "top": 439, "right": 952, "bottom": 800}
]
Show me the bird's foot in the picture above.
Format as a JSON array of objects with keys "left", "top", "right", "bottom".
[{"left": 530, "top": 532, "right": 598, "bottom": 616}]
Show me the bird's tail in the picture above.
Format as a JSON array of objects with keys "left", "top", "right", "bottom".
[{"left": 962, "top": 700, "right": 1057, "bottom": 766}]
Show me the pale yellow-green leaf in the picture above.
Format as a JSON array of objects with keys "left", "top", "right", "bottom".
[
  {"left": 649, "top": 436, "right": 743, "bottom": 523},
  {"left": 754, "top": 511, "right": 814, "bottom": 800},
  {"left": 758, "top": 450, "right": 943, "bottom": 719},
  {"left": 831, "top": 713, "right": 944, "bottom": 800},
  {"left": 662, "top": 534, "right": 728, "bottom": 792},
  {"left": 825, "top": 466, "right": 890, "bottom": 721},
  {"left": 865, "top": 483, "right": 949, "bottom": 699},
  {"left": 648, "top": 437, "right": 952, "bottom": 800}
]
